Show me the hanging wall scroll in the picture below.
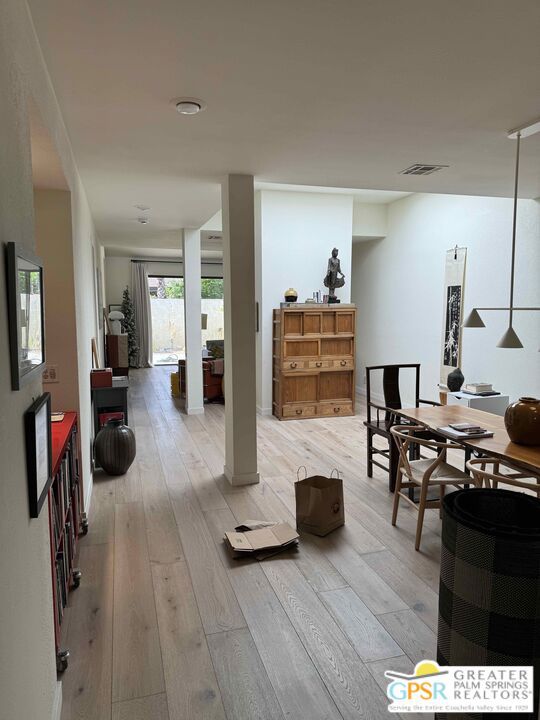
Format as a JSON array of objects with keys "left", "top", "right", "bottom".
[{"left": 440, "top": 246, "right": 467, "bottom": 384}]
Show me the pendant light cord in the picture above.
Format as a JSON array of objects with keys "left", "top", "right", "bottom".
[{"left": 509, "top": 131, "right": 521, "bottom": 327}]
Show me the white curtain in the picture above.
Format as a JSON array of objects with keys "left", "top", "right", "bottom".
[{"left": 131, "top": 261, "right": 153, "bottom": 368}]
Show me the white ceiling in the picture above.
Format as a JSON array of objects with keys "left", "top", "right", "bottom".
[
  {"left": 28, "top": 0, "right": 540, "bottom": 250},
  {"left": 104, "top": 231, "right": 224, "bottom": 261},
  {"left": 255, "top": 183, "right": 411, "bottom": 204}
]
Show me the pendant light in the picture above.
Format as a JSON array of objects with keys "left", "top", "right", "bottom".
[{"left": 462, "top": 118, "right": 540, "bottom": 347}]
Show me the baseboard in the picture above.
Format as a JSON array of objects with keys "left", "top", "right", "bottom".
[
  {"left": 52, "top": 681, "right": 62, "bottom": 720},
  {"left": 84, "top": 475, "right": 93, "bottom": 519},
  {"left": 186, "top": 406, "right": 205, "bottom": 415},
  {"left": 257, "top": 405, "right": 272, "bottom": 416},
  {"left": 224, "top": 465, "right": 260, "bottom": 486},
  {"left": 357, "top": 386, "right": 385, "bottom": 404}
]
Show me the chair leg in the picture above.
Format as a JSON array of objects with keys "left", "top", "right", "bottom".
[
  {"left": 439, "top": 484, "right": 446, "bottom": 519},
  {"left": 391, "top": 471, "right": 402, "bottom": 526},
  {"left": 367, "top": 429, "right": 373, "bottom": 478},
  {"left": 415, "top": 479, "right": 430, "bottom": 551},
  {"left": 389, "top": 438, "right": 398, "bottom": 493},
  {"left": 491, "top": 463, "right": 500, "bottom": 490}
]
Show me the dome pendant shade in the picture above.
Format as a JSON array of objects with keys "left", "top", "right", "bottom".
[
  {"left": 496, "top": 326, "right": 524, "bottom": 349},
  {"left": 462, "top": 309, "right": 485, "bottom": 328}
]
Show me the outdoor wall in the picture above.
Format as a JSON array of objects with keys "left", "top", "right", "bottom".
[
  {"left": 151, "top": 298, "right": 224, "bottom": 359},
  {"left": 255, "top": 190, "right": 354, "bottom": 413},
  {"left": 104, "top": 256, "right": 223, "bottom": 307},
  {"left": 34, "top": 189, "right": 80, "bottom": 413},
  {"left": 351, "top": 193, "right": 540, "bottom": 404},
  {"left": 0, "top": 2, "right": 100, "bottom": 718}
]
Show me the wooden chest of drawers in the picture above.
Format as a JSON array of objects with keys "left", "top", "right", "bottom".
[{"left": 272, "top": 305, "right": 356, "bottom": 420}]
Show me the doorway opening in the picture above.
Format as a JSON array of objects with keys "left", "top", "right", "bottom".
[{"left": 148, "top": 275, "right": 224, "bottom": 365}]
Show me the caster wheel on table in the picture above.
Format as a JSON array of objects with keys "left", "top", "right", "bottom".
[
  {"left": 72, "top": 568, "right": 82, "bottom": 589},
  {"left": 81, "top": 518, "right": 89, "bottom": 535}
]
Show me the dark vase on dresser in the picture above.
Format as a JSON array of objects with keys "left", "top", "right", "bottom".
[
  {"left": 447, "top": 367, "right": 464, "bottom": 392},
  {"left": 94, "top": 419, "right": 136, "bottom": 475}
]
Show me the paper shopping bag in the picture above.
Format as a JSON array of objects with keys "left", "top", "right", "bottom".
[{"left": 295, "top": 467, "right": 344, "bottom": 537}]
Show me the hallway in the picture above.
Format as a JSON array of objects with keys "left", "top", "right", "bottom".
[{"left": 61, "top": 367, "right": 440, "bottom": 720}]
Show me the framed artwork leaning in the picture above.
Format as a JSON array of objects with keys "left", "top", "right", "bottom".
[
  {"left": 5, "top": 242, "right": 46, "bottom": 390},
  {"left": 25, "top": 392, "right": 52, "bottom": 518}
]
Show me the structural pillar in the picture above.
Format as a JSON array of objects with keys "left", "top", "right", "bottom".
[
  {"left": 182, "top": 228, "right": 204, "bottom": 414},
  {"left": 222, "top": 175, "right": 260, "bottom": 485}
]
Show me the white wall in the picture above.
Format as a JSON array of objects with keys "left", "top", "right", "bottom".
[
  {"left": 256, "top": 190, "right": 354, "bottom": 413},
  {"left": 104, "top": 256, "right": 223, "bottom": 307},
  {"left": 0, "top": 1, "right": 100, "bottom": 718},
  {"left": 34, "top": 189, "right": 80, "bottom": 414},
  {"left": 351, "top": 193, "right": 540, "bottom": 405},
  {"left": 104, "top": 256, "right": 132, "bottom": 306},
  {"left": 352, "top": 200, "right": 387, "bottom": 238}
]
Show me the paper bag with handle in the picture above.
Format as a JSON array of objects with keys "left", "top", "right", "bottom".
[{"left": 294, "top": 466, "right": 344, "bottom": 537}]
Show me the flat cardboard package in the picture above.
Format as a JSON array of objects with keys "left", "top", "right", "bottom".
[{"left": 224, "top": 521, "right": 299, "bottom": 560}]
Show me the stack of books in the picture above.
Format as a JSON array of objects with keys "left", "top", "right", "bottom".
[
  {"left": 437, "top": 422, "right": 494, "bottom": 440},
  {"left": 462, "top": 383, "right": 500, "bottom": 396}
]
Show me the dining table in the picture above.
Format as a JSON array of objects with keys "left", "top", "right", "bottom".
[{"left": 396, "top": 404, "right": 540, "bottom": 478}]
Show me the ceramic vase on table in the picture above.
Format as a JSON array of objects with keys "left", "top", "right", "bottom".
[
  {"left": 95, "top": 419, "right": 136, "bottom": 475},
  {"left": 504, "top": 397, "right": 540, "bottom": 446}
]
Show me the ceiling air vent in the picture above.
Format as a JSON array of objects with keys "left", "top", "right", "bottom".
[{"left": 400, "top": 163, "right": 448, "bottom": 176}]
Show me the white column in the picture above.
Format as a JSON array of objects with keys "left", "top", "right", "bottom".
[
  {"left": 182, "top": 228, "right": 204, "bottom": 414},
  {"left": 222, "top": 174, "right": 259, "bottom": 485}
]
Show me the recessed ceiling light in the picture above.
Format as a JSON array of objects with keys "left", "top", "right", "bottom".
[
  {"left": 171, "top": 97, "right": 207, "bottom": 115},
  {"left": 137, "top": 217, "right": 149, "bottom": 224}
]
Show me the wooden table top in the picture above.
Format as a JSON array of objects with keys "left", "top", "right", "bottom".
[{"left": 399, "top": 405, "right": 540, "bottom": 475}]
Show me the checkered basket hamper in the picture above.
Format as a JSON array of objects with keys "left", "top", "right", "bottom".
[{"left": 437, "top": 488, "right": 540, "bottom": 720}]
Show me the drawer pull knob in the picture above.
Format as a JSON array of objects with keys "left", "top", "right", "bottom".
[
  {"left": 296, "top": 408, "right": 302, "bottom": 415},
  {"left": 334, "top": 407, "right": 340, "bottom": 413},
  {"left": 340, "top": 360, "right": 346, "bottom": 366},
  {"left": 290, "top": 362, "right": 297, "bottom": 368},
  {"left": 316, "top": 361, "right": 322, "bottom": 367}
]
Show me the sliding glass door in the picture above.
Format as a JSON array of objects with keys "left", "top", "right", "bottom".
[
  {"left": 148, "top": 276, "right": 184, "bottom": 365},
  {"left": 148, "top": 276, "right": 224, "bottom": 366},
  {"left": 201, "top": 278, "right": 224, "bottom": 350}
]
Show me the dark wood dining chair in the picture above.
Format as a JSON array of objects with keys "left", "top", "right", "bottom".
[{"left": 363, "top": 364, "right": 439, "bottom": 490}]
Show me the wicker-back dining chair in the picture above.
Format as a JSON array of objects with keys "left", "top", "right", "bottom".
[
  {"left": 390, "top": 425, "right": 480, "bottom": 550},
  {"left": 466, "top": 457, "right": 540, "bottom": 497}
]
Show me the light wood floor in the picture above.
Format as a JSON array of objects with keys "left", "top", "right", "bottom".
[{"left": 61, "top": 366, "right": 442, "bottom": 720}]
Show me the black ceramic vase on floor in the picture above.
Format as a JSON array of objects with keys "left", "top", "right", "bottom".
[{"left": 95, "top": 419, "right": 136, "bottom": 475}]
